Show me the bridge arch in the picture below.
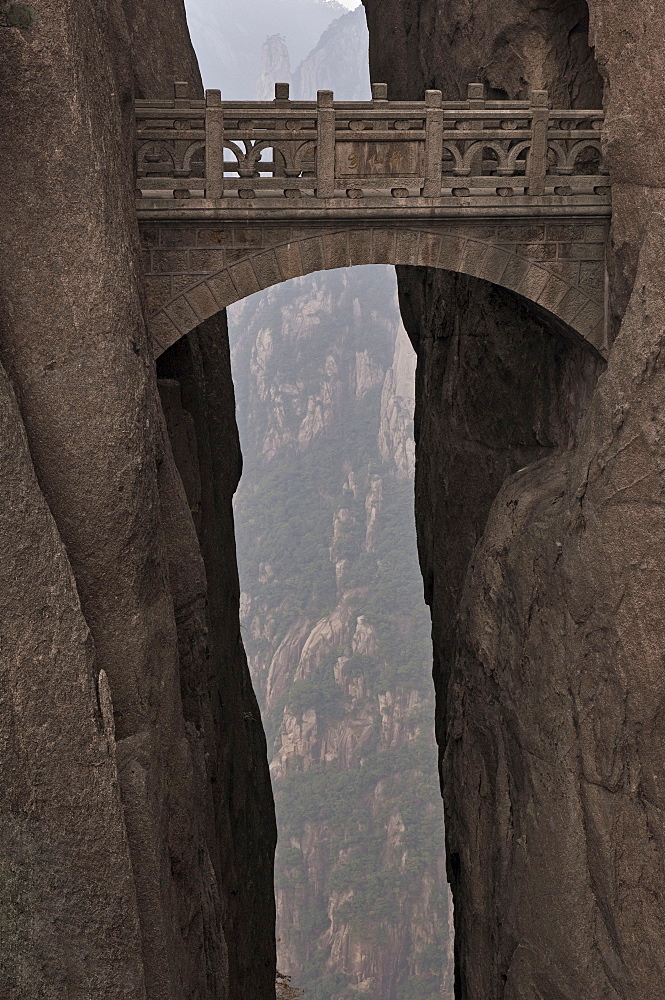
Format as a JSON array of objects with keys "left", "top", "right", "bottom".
[{"left": 144, "top": 223, "right": 607, "bottom": 358}]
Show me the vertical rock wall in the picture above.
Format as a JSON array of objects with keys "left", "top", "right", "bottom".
[
  {"left": 157, "top": 317, "right": 277, "bottom": 999},
  {"left": 363, "top": 0, "right": 665, "bottom": 996},
  {"left": 0, "top": 3, "right": 275, "bottom": 998}
]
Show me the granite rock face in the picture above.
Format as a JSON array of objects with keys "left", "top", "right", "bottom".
[
  {"left": 292, "top": 5, "right": 370, "bottom": 101},
  {"left": 255, "top": 6, "right": 371, "bottom": 102},
  {"left": 157, "top": 318, "right": 277, "bottom": 1000},
  {"left": 0, "top": 3, "right": 275, "bottom": 998},
  {"left": 363, "top": 0, "right": 665, "bottom": 996},
  {"left": 0, "top": 364, "right": 145, "bottom": 998}
]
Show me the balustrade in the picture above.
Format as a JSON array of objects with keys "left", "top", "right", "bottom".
[{"left": 134, "top": 81, "right": 609, "bottom": 210}]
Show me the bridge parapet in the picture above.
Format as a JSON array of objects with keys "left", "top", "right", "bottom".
[
  {"left": 135, "top": 81, "right": 609, "bottom": 216},
  {"left": 136, "top": 82, "right": 611, "bottom": 359}
]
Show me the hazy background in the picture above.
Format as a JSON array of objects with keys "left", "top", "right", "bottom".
[{"left": 185, "top": 0, "right": 360, "bottom": 98}]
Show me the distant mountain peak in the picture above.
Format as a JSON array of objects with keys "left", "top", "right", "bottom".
[
  {"left": 185, "top": 0, "right": 351, "bottom": 96},
  {"left": 254, "top": 2, "right": 370, "bottom": 101},
  {"left": 256, "top": 35, "right": 292, "bottom": 99}
]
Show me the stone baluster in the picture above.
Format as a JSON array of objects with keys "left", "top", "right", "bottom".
[
  {"left": 205, "top": 89, "right": 224, "bottom": 200},
  {"left": 316, "top": 90, "right": 335, "bottom": 199},
  {"left": 528, "top": 90, "right": 549, "bottom": 197},
  {"left": 464, "top": 84, "right": 486, "bottom": 180},
  {"left": 422, "top": 89, "right": 443, "bottom": 197}
]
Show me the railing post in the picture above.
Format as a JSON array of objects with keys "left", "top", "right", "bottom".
[
  {"left": 274, "top": 81, "right": 290, "bottom": 106},
  {"left": 372, "top": 82, "right": 388, "bottom": 101},
  {"left": 467, "top": 82, "right": 486, "bottom": 108},
  {"left": 205, "top": 89, "right": 224, "bottom": 200},
  {"left": 316, "top": 90, "right": 335, "bottom": 199},
  {"left": 174, "top": 80, "right": 191, "bottom": 108},
  {"left": 273, "top": 83, "right": 290, "bottom": 178},
  {"left": 528, "top": 89, "right": 549, "bottom": 197},
  {"left": 422, "top": 89, "right": 443, "bottom": 198}
]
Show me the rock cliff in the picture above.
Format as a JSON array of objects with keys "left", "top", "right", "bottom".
[
  {"left": 293, "top": 6, "right": 370, "bottom": 101},
  {"left": 362, "top": 0, "right": 665, "bottom": 996},
  {"left": 0, "top": 3, "right": 275, "bottom": 998},
  {"left": 256, "top": 34, "right": 293, "bottom": 100}
]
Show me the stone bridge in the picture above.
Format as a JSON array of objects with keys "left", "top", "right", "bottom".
[{"left": 136, "top": 83, "right": 610, "bottom": 356}]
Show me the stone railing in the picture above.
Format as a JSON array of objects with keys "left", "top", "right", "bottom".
[{"left": 134, "top": 82, "right": 609, "bottom": 210}]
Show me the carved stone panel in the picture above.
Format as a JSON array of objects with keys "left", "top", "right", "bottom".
[{"left": 335, "top": 141, "right": 424, "bottom": 178}]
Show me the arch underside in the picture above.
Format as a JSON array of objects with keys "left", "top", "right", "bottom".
[{"left": 141, "top": 223, "right": 608, "bottom": 357}]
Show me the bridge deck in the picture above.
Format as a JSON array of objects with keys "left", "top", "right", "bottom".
[
  {"left": 135, "top": 83, "right": 610, "bottom": 357},
  {"left": 135, "top": 81, "right": 609, "bottom": 216}
]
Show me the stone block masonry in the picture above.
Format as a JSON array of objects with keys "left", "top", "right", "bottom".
[
  {"left": 141, "top": 219, "right": 609, "bottom": 356},
  {"left": 135, "top": 81, "right": 611, "bottom": 357}
]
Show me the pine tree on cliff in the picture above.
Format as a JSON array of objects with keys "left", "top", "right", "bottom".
[{"left": 276, "top": 970, "right": 306, "bottom": 998}]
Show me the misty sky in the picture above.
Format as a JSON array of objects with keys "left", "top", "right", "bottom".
[{"left": 183, "top": 0, "right": 358, "bottom": 96}]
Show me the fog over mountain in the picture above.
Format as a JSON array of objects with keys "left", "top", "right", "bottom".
[
  {"left": 230, "top": 268, "right": 454, "bottom": 1000},
  {"left": 184, "top": 0, "right": 348, "bottom": 97},
  {"left": 256, "top": 6, "right": 370, "bottom": 100}
]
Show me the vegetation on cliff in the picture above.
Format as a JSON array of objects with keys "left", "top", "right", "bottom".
[{"left": 229, "top": 267, "right": 453, "bottom": 999}]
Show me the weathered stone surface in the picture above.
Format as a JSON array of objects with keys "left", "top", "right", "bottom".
[
  {"left": 0, "top": 2, "right": 275, "bottom": 997},
  {"left": 0, "top": 364, "right": 146, "bottom": 998},
  {"left": 363, "top": 0, "right": 665, "bottom": 995},
  {"left": 449, "top": 220, "right": 665, "bottom": 995},
  {"left": 362, "top": 0, "right": 602, "bottom": 107},
  {"left": 157, "top": 316, "right": 277, "bottom": 1000},
  {"left": 122, "top": 0, "right": 202, "bottom": 98},
  {"left": 143, "top": 223, "right": 609, "bottom": 355}
]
